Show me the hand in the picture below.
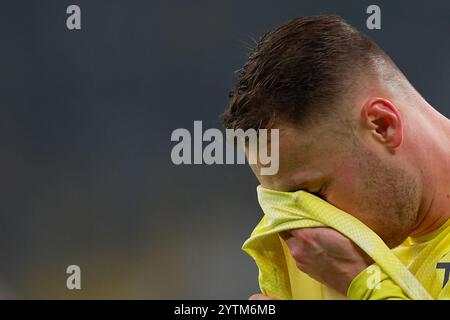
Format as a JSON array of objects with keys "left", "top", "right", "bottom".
[{"left": 281, "top": 227, "right": 373, "bottom": 295}]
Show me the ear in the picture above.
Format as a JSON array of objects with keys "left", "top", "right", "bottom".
[{"left": 360, "top": 98, "right": 403, "bottom": 149}]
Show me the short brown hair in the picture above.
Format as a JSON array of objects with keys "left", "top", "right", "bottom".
[{"left": 223, "top": 15, "right": 396, "bottom": 130}]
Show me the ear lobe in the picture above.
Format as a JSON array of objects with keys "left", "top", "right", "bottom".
[{"left": 361, "top": 98, "right": 403, "bottom": 149}]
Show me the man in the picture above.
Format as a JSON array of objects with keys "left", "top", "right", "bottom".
[{"left": 223, "top": 15, "right": 450, "bottom": 299}]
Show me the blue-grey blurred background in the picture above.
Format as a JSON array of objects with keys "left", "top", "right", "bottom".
[{"left": 0, "top": 0, "right": 449, "bottom": 299}]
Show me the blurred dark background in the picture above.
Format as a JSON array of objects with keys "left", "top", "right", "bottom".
[{"left": 0, "top": 0, "right": 449, "bottom": 298}]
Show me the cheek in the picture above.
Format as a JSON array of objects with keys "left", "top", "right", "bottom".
[
  {"left": 326, "top": 163, "right": 367, "bottom": 216},
  {"left": 326, "top": 160, "right": 390, "bottom": 231}
]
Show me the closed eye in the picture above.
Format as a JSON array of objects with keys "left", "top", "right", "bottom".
[
  {"left": 310, "top": 191, "right": 325, "bottom": 199},
  {"left": 310, "top": 186, "right": 327, "bottom": 200}
]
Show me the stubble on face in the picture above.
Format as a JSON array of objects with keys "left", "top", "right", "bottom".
[{"left": 354, "top": 147, "right": 420, "bottom": 248}]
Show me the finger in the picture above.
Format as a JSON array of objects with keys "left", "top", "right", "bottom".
[
  {"left": 284, "top": 236, "right": 307, "bottom": 263},
  {"left": 289, "top": 227, "right": 329, "bottom": 242},
  {"left": 248, "top": 293, "right": 277, "bottom": 300},
  {"left": 279, "top": 228, "right": 318, "bottom": 241}
]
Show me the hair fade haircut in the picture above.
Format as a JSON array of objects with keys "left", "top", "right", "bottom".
[{"left": 223, "top": 15, "right": 397, "bottom": 131}]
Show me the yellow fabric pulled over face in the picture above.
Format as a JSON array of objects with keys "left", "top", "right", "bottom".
[{"left": 242, "top": 186, "right": 433, "bottom": 300}]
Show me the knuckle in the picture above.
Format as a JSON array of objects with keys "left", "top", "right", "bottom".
[{"left": 289, "top": 244, "right": 304, "bottom": 262}]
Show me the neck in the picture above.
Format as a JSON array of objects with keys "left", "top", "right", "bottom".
[{"left": 409, "top": 103, "right": 450, "bottom": 237}]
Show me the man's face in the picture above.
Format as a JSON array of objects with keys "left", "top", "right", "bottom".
[{"left": 251, "top": 122, "right": 421, "bottom": 248}]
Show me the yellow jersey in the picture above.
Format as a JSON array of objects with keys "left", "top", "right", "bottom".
[{"left": 348, "top": 218, "right": 450, "bottom": 299}]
